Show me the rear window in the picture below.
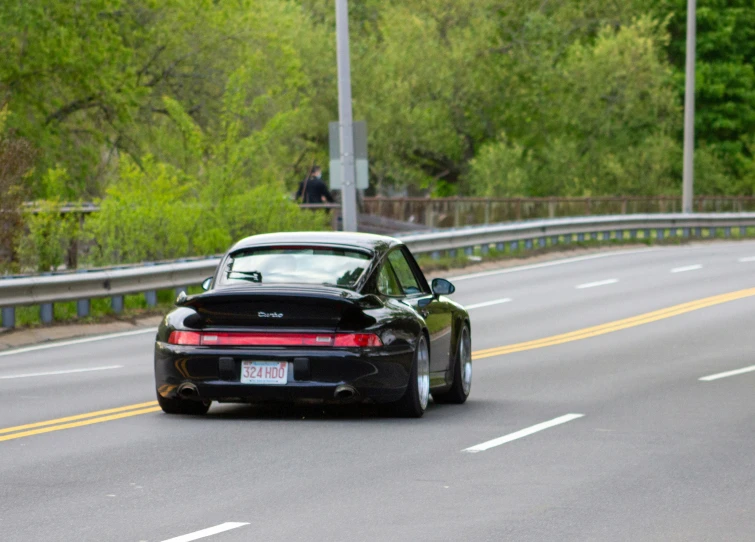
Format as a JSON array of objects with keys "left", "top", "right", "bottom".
[{"left": 220, "top": 246, "right": 371, "bottom": 289}]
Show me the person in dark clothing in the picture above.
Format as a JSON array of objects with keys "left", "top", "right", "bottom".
[{"left": 296, "top": 166, "right": 335, "bottom": 204}]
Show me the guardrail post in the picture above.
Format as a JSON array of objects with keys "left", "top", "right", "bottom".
[
  {"left": 145, "top": 290, "right": 158, "bottom": 307},
  {"left": 496, "top": 242, "right": 504, "bottom": 252},
  {"left": 525, "top": 239, "right": 533, "bottom": 250},
  {"left": 551, "top": 235, "right": 559, "bottom": 246},
  {"left": 431, "top": 251, "right": 441, "bottom": 261},
  {"left": 644, "top": 229, "right": 651, "bottom": 239},
  {"left": 657, "top": 229, "right": 664, "bottom": 240},
  {"left": 683, "top": 228, "right": 690, "bottom": 238},
  {"left": 40, "top": 303, "right": 54, "bottom": 324},
  {"left": 112, "top": 295, "right": 124, "bottom": 314},
  {"left": 563, "top": 234, "right": 571, "bottom": 244},
  {"left": 538, "top": 237, "right": 546, "bottom": 248},
  {"left": 1, "top": 307, "right": 15, "bottom": 329},
  {"left": 725, "top": 227, "right": 731, "bottom": 238},
  {"left": 510, "top": 241, "right": 518, "bottom": 252},
  {"left": 603, "top": 231, "right": 611, "bottom": 241},
  {"left": 740, "top": 226, "right": 747, "bottom": 236},
  {"left": 449, "top": 249, "right": 457, "bottom": 259},
  {"left": 481, "top": 244, "right": 489, "bottom": 255},
  {"left": 591, "top": 232, "right": 598, "bottom": 241},
  {"left": 694, "top": 227, "right": 702, "bottom": 237},
  {"left": 77, "top": 299, "right": 90, "bottom": 318},
  {"left": 464, "top": 247, "right": 474, "bottom": 256},
  {"left": 630, "top": 230, "right": 637, "bottom": 240},
  {"left": 615, "top": 230, "right": 623, "bottom": 241},
  {"left": 577, "top": 233, "right": 584, "bottom": 242}
]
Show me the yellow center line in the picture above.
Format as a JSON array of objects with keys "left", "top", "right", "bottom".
[
  {"left": 472, "top": 287, "right": 755, "bottom": 360},
  {"left": 0, "top": 406, "right": 162, "bottom": 443},
  {"left": 0, "top": 401, "right": 158, "bottom": 436},
  {"left": 4, "top": 287, "right": 754, "bottom": 443}
]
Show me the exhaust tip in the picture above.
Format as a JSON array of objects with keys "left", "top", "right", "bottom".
[
  {"left": 178, "top": 383, "right": 199, "bottom": 398},
  {"left": 334, "top": 385, "right": 358, "bottom": 401}
]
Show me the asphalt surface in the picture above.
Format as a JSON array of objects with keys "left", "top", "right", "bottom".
[{"left": 1, "top": 242, "right": 754, "bottom": 541}]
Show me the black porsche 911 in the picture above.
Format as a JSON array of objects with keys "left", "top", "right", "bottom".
[{"left": 154, "top": 232, "right": 471, "bottom": 417}]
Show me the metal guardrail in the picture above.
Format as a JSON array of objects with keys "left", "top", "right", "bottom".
[
  {"left": 2, "top": 212, "right": 755, "bottom": 329},
  {"left": 397, "top": 213, "right": 755, "bottom": 255}
]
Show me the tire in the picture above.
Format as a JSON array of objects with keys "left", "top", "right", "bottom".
[
  {"left": 392, "top": 334, "right": 430, "bottom": 418},
  {"left": 433, "top": 324, "right": 471, "bottom": 405},
  {"left": 157, "top": 391, "right": 211, "bottom": 415}
]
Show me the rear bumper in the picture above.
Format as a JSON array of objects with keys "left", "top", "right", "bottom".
[{"left": 154, "top": 342, "right": 414, "bottom": 404}]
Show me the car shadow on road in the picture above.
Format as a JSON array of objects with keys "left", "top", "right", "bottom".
[{"left": 202, "top": 398, "right": 494, "bottom": 423}]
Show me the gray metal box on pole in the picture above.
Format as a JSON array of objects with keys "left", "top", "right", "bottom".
[
  {"left": 329, "top": 120, "right": 369, "bottom": 190},
  {"left": 335, "top": 0, "right": 358, "bottom": 232}
]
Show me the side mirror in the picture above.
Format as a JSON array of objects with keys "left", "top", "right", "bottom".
[
  {"left": 431, "top": 278, "right": 455, "bottom": 297},
  {"left": 201, "top": 277, "right": 212, "bottom": 291}
]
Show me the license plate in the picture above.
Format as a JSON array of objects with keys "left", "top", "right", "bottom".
[{"left": 240, "top": 361, "right": 288, "bottom": 385}]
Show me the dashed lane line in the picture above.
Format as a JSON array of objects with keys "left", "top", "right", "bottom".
[
  {"left": 463, "top": 414, "right": 585, "bottom": 453},
  {"left": 576, "top": 279, "right": 619, "bottom": 289},
  {"left": 466, "top": 298, "right": 512, "bottom": 310},
  {"left": 699, "top": 365, "right": 755, "bottom": 382},
  {"left": 671, "top": 264, "right": 702, "bottom": 273},
  {"left": 160, "top": 522, "right": 250, "bottom": 542},
  {"left": 0, "top": 365, "right": 123, "bottom": 380}
]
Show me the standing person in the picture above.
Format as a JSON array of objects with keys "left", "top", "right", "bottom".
[{"left": 296, "top": 165, "right": 334, "bottom": 204}]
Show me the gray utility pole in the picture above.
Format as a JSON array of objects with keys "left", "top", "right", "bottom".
[
  {"left": 682, "top": 0, "right": 696, "bottom": 213},
  {"left": 335, "top": 0, "right": 358, "bottom": 231}
]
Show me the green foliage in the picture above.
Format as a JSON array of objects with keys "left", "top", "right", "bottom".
[
  {"left": 15, "top": 200, "right": 80, "bottom": 272},
  {"left": 653, "top": 0, "right": 755, "bottom": 189},
  {"left": 83, "top": 154, "right": 329, "bottom": 266},
  {"left": 4, "top": 0, "right": 755, "bottom": 273}
]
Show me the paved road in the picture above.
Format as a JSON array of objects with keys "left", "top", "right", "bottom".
[{"left": 1, "top": 242, "right": 754, "bottom": 541}]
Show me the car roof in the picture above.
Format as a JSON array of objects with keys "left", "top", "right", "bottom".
[{"left": 229, "top": 231, "right": 403, "bottom": 255}]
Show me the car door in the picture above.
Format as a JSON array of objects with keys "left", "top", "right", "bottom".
[{"left": 385, "top": 248, "right": 454, "bottom": 378}]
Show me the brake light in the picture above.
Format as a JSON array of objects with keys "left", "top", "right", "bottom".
[
  {"left": 333, "top": 333, "right": 383, "bottom": 347},
  {"left": 199, "top": 333, "right": 334, "bottom": 346},
  {"left": 168, "top": 331, "right": 201, "bottom": 345},
  {"left": 166, "top": 331, "right": 382, "bottom": 347}
]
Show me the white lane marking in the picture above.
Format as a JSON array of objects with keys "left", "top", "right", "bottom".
[
  {"left": 671, "top": 264, "right": 702, "bottom": 273},
  {"left": 451, "top": 248, "right": 658, "bottom": 281},
  {"left": 0, "top": 328, "right": 157, "bottom": 358},
  {"left": 0, "top": 365, "right": 123, "bottom": 380},
  {"left": 738, "top": 256, "right": 755, "bottom": 262},
  {"left": 466, "top": 298, "right": 512, "bottom": 310},
  {"left": 161, "top": 522, "right": 250, "bottom": 542},
  {"left": 575, "top": 279, "right": 618, "bottom": 289},
  {"left": 463, "top": 414, "right": 584, "bottom": 453},
  {"left": 699, "top": 365, "right": 755, "bottom": 382}
]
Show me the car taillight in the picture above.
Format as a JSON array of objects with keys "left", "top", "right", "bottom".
[
  {"left": 200, "top": 333, "right": 334, "bottom": 346},
  {"left": 333, "top": 333, "right": 383, "bottom": 347},
  {"left": 168, "top": 331, "right": 201, "bottom": 345},
  {"left": 166, "top": 331, "right": 382, "bottom": 347}
]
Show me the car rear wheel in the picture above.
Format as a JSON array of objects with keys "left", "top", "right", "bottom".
[
  {"left": 392, "top": 335, "right": 430, "bottom": 418},
  {"left": 433, "top": 324, "right": 471, "bottom": 404},
  {"left": 157, "top": 392, "right": 211, "bottom": 415}
]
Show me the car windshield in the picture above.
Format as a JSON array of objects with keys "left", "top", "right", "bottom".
[{"left": 221, "top": 246, "right": 371, "bottom": 289}]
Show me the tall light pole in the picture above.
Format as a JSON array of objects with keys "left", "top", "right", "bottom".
[
  {"left": 682, "top": 0, "right": 696, "bottom": 213},
  {"left": 335, "top": 0, "right": 358, "bottom": 231}
]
